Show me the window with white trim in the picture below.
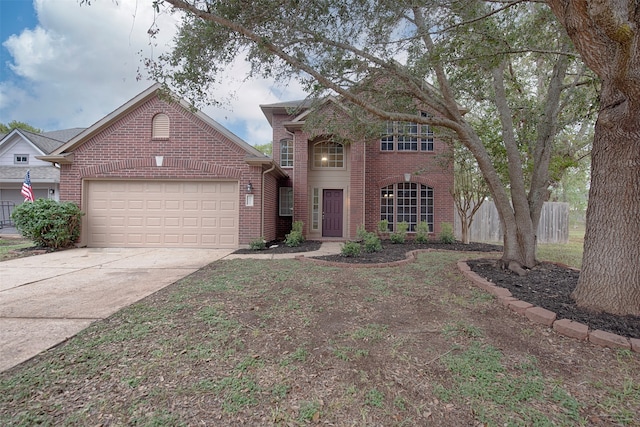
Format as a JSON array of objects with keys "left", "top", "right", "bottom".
[
  {"left": 380, "top": 111, "right": 434, "bottom": 152},
  {"left": 152, "top": 113, "right": 170, "bottom": 139},
  {"left": 313, "top": 141, "right": 344, "bottom": 168},
  {"left": 380, "top": 183, "right": 434, "bottom": 232},
  {"left": 280, "top": 139, "right": 293, "bottom": 167},
  {"left": 279, "top": 187, "right": 293, "bottom": 216},
  {"left": 14, "top": 154, "right": 29, "bottom": 164},
  {"left": 312, "top": 188, "right": 320, "bottom": 230}
]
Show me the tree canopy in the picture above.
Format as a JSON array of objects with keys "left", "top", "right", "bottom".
[
  {"left": 0, "top": 121, "right": 42, "bottom": 134},
  {"left": 152, "top": 0, "right": 596, "bottom": 274}
]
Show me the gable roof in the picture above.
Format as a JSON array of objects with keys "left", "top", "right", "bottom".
[
  {"left": 0, "top": 127, "right": 83, "bottom": 157},
  {"left": 42, "top": 128, "right": 85, "bottom": 142},
  {"left": 39, "top": 84, "right": 278, "bottom": 169},
  {"left": 260, "top": 99, "right": 310, "bottom": 124},
  {"left": 16, "top": 129, "right": 73, "bottom": 154}
]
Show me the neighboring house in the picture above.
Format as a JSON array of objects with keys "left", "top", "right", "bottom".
[
  {"left": 260, "top": 98, "right": 454, "bottom": 241},
  {"left": 0, "top": 128, "right": 84, "bottom": 223},
  {"left": 38, "top": 84, "right": 287, "bottom": 248}
]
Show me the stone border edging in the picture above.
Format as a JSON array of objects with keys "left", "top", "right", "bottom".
[
  {"left": 296, "top": 251, "right": 639, "bottom": 353},
  {"left": 457, "top": 260, "right": 640, "bottom": 353}
]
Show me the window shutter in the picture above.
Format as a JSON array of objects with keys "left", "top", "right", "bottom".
[{"left": 152, "top": 114, "right": 170, "bottom": 138}]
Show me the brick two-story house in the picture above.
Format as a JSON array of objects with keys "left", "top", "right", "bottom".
[
  {"left": 261, "top": 98, "right": 454, "bottom": 241},
  {"left": 39, "top": 84, "right": 453, "bottom": 248}
]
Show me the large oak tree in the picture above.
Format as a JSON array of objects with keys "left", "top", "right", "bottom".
[
  {"left": 149, "top": 1, "right": 599, "bottom": 289},
  {"left": 546, "top": 0, "right": 640, "bottom": 315}
]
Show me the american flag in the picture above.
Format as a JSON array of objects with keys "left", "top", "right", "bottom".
[{"left": 21, "top": 170, "right": 34, "bottom": 202}]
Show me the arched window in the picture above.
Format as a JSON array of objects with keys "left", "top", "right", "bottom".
[
  {"left": 313, "top": 141, "right": 344, "bottom": 168},
  {"left": 152, "top": 113, "right": 170, "bottom": 139},
  {"left": 380, "top": 183, "right": 434, "bottom": 232}
]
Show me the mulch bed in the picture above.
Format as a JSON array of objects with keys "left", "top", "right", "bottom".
[
  {"left": 234, "top": 240, "right": 640, "bottom": 340},
  {"left": 467, "top": 259, "right": 640, "bottom": 340},
  {"left": 233, "top": 239, "right": 323, "bottom": 254}
]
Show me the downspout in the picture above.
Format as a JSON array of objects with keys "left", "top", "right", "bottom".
[{"left": 261, "top": 162, "right": 277, "bottom": 238}]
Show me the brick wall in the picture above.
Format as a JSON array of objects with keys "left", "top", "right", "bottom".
[
  {"left": 364, "top": 140, "right": 454, "bottom": 235},
  {"left": 59, "top": 94, "right": 268, "bottom": 245}
]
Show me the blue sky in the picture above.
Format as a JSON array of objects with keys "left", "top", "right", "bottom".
[
  {"left": 0, "top": 0, "right": 305, "bottom": 144},
  {"left": 1, "top": 1, "right": 37, "bottom": 79}
]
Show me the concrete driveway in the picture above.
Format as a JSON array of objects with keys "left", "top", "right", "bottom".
[{"left": 0, "top": 247, "right": 232, "bottom": 372}]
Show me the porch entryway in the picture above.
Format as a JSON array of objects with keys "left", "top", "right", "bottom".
[{"left": 322, "top": 189, "right": 343, "bottom": 237}]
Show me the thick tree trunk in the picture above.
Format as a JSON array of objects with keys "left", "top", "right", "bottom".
[
  {"left": 499, "top": 213, "right": 537, "bottom": 275},
  {"left": 572, "top": 92, "right": 640, "bottom": 315}
]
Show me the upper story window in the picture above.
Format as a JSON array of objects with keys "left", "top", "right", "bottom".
[
  {"left": 381, "top": 111, "right": 434, "bottom": 152},
  {"left": 280, "top": 139, "right": 293, "bottom": 167},
  {"left": 152, "top": 113, "right": 170, "bottom": 139},
  {"left": 14, "top": 154, "right": 29, "bottom": 165},
  {"left": 313, "top": 141, "right": 344, "bottom": 168}
]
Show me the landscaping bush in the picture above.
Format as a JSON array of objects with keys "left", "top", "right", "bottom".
[
  {"left": 363, "top": 232, "right": 382, "bottom": 253},
  {"left": 341, "top": 241, "right": 361, "bottom": 257},
  {"left": 415, "top": 221, "right": 430, "bottom": 244},
  {"left": 249, "top": 237, "right": 266, "bottom": 250},
  {"left": 390, "top": 221, "right": 408, "bottom": 244},
  {"left": 439, "top": 222, "right": 456, "bottom": 244},
  {"left": 285, "top": 221, "right": 305, "bottom": 247},
  {"left": 356, "top": 224, "right": 368, "bottom": 241},
  {"left": 377, "top": 219, "right": 390, "bottom": 236},
  {"left": 11, "top": 199, "right": 84, "bottom": 249}
]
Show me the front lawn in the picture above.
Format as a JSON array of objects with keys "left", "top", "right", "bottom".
[{"left": 1, "top": 250, "right": 637, "bottom": 426}]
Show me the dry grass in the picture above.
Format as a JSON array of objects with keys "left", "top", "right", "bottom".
[{"left": 1, "top": 249, "right": 638, "bottom": 426}]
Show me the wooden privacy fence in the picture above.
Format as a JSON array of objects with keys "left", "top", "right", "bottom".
[{"left": 454, "top": 201, "right": 569, "bottom": 244}]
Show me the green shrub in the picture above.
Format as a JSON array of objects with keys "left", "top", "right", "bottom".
[
  {"left": 341, "top": 241, "right": 361, "bottom": 257},
  {"left": 285, "top": 230, "right": 304, "bottom": 247},
  {"left": 291, "top": 220, "right": 304, "bottom": 234},
  {"left": 11, "top": 199, "right": 84, "bottom": 249},
  {"left": 377, "top": 219, "right": 390, "bottom": 235},
  {"left": 285, "top": 221, "right": 305, "bottom": 247},
  {"left": 390, "top": 221, "right": 408, "bottom": 244},
  {"left": 415, "top": 221, "right": 430, "bottom": 244},
  {"left": 439, "top": 222, "right": 456, "bottom": 244},
  {"left": 355, "top": 224, "right": 368, "bottom": 241},
  {"left": 249, "top": 237, "right": 266, "bottom": 250},
  {"left": 363, "top": 232, "right": 382, "bottom": 253}
]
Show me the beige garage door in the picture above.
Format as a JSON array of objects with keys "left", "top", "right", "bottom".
[{"left": 85, "top": 180, "right": 239, "bottom": 248}]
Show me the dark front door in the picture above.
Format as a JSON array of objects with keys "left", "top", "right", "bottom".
[{"left": 322, "top": 189, "right": 343, "bottom": 237}]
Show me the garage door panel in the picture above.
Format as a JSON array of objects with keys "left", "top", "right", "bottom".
[
  {"left": 165, "top": 200, "right": 180, "bottom": 210},
  {"left": 86, "top": 181, "right": 239, "bottom": 248},
  {"left": 220, "top": 200, "right": 236, "bottom": 211},
  {"left": 183, "top": 200, "right": 199, "bottom": 210}
]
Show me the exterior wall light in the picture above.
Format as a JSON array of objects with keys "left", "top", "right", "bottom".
[{"left": 246, "top": 182, "right": 253, "bottom": 193}]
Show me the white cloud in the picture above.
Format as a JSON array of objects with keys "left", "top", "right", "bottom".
[{"left": 0, "top": 0, "right": 308, "bottom": 144}]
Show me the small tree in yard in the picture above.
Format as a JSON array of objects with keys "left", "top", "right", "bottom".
[
  {"left": 11, "top": 199, "right": 83, "bottom": 249},
  {"left": 452, "top": 144, "right": 490, "bottom": 244}
]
